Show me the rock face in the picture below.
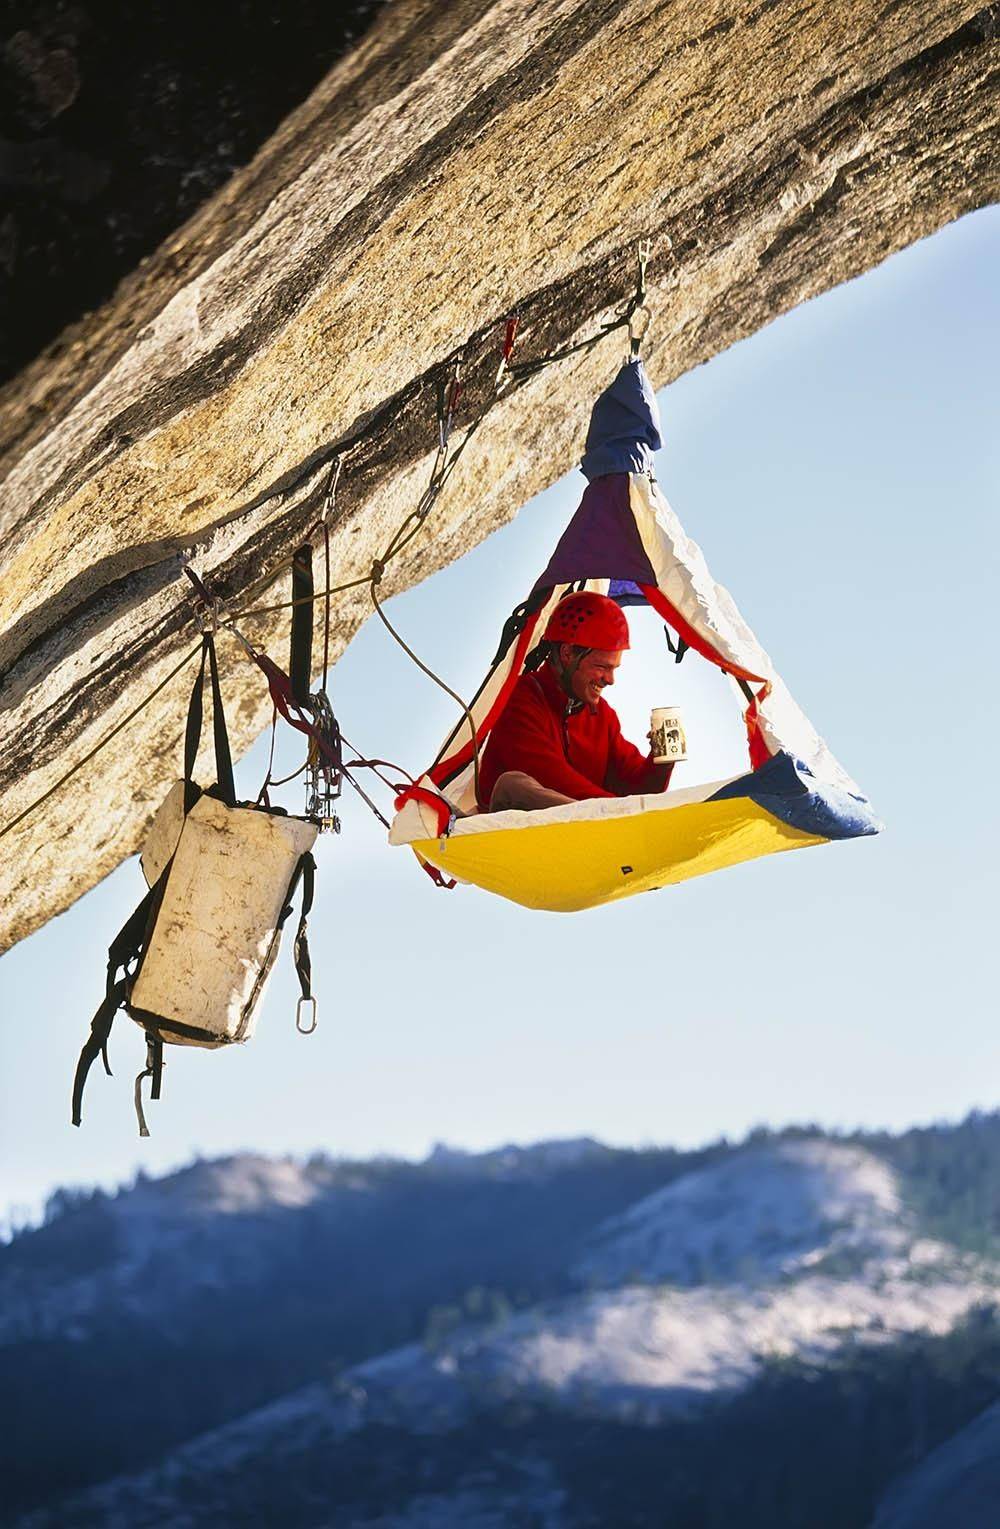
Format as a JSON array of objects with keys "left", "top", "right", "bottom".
[{"left": 0, "top": 0, "right": 996, "bottom": 951}]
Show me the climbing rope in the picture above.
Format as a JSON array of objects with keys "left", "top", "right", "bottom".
[
  {"left": 370, "top": 575, "right": 482, "bottom": 806},
  {"left": 0, "top": 643, "right": 203, "bottom": 844},
  {"left": 225, "top": 241, "right": 654, "bottom": 631}
]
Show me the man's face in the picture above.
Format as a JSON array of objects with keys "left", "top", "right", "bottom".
[{"left": 559, "top": 644, "right": 623, "bottom": 710}]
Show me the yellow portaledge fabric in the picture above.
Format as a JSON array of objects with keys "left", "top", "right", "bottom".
[{"left": 411, "top": 798, "right": 827, "bottom": 913}]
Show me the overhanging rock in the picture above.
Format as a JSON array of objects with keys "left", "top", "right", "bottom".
[{"left": 0, "top": 0, "right": 997, "bottom": 952}]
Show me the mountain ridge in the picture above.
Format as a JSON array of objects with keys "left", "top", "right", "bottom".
[{"left": 5, "top": 1113, "right": 1000, "bottom": 1524}]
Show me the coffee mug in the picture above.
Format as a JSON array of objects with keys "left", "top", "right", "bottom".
[{"left": 650, "top": 706, "right": 687, "bottom": 764}]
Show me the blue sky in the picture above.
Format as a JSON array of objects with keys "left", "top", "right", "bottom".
[{"left": 2, "top": 207, "right": 997, "bottom": 1227}]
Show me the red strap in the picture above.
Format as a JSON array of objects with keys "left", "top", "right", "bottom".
[
  {"left": 418, "top": 855, "right": 456, "bottom": 890},
  {"left": 428, "top": 606, "right": 544, "bottom": 789},
  {"left": 502, "top": 315, "right": 519, "bottom": 365},
  {"left": 247, "top": 649, "right": 341, "bottom": 772},
  {"left": 394, "top": 785, "right": 452, "bottom": 839},
  {"left": 393, "top": 788, "right": 457, "bottom": 888},
  {"left": 639, "top": 584, "right": 774, "bottom": 769},
  {"left": 743, "top": 681, "right": 773, "bottom": 770}
]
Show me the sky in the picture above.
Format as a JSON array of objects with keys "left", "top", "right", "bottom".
[{"left": 1, "top": 207, "right": 997, "bottom": 1227}]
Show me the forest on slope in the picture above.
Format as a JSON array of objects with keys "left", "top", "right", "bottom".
[{"left": 4, "top": 1111, "right": 1000, "bottom": 1524}]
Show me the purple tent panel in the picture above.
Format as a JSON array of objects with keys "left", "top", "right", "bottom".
[
  {"left": 608, "top": 578, "right": 648, "bottom": 607},
  {"left": 531, "top": 473, "right": 656, "bottom": 594}
]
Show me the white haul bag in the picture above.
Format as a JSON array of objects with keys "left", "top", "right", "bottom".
[
  {"left": 132, "top": 782, "right": 318, "bottom": 1047},
  {"left": 72, "top": 634, "right": 319, "bottom": 1134}
]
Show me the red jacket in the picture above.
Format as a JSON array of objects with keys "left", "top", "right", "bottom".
[{"left": 478, "top": 661, "right": 673, "bottom": 809}]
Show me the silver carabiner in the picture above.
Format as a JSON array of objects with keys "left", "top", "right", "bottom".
[
  {"left": 296, "top": 996, "right": 318, "bottom": 1035},
  {"left": 628, "top": 302, "right": 653, "bottom": 349}
]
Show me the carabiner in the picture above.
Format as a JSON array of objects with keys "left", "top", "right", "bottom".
[{"left": 296, "top": 996, "right": 318, "bottom": 1035}]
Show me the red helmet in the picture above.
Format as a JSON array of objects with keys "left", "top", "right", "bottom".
[{"left": 543, "top": 592, "right": 630, "bottom": 651}]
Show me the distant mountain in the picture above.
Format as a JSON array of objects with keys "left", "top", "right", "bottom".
[
  {"left": 574, "top": 1138, "right": 907, "bottom": 1287},
  {"left": 5, "top": 1115, "right": 1000, "bottom": 1527},
  {"left": 0, "top": 1136, "right": 706, "bottom": 1515}
]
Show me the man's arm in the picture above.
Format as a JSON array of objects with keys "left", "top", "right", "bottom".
[{"left": 604, "top": 709, "right": 674, "bottom": 796}]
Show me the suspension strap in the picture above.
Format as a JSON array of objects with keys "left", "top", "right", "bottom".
[
  {"left": 391, "top": 787, "right": 456, "bottom": 889},
  {"left": 289, "top": 544, "right": 314, "bottom": 707},
  {"left": 184, "top": 633, "right": 236, "bottom": 811},
  {"left": 237, "top": 639, "right": 342, "bottom": 774},
  {"left": 489, "top": 584, "right": 552, "bottom": 668}
]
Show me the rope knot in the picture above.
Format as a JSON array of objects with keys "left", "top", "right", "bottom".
[{"left": 371, "top": 559, "right": 385, "bottom": 586}]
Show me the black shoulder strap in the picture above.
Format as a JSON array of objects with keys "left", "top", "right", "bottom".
[
  {"left": 106, "top": 880, "right": 158, "bottom": 981},
  {"left": 71, "top": 868, "right": 166, "bottom": 1128},
  {"left": 278, "top": 851, "right": 315, "bottom": 988},
  {"left": 185, "top": 633, "right": 236, "bottom": 812},
  {"left": 289, "top": 544, "right": 314, "bottom": 708},
  {"left": 71, "top": 977, "right": 128, "bottom": 1127},
  {"left": 293, "top": 852, "right": 315, "bottom": 998},
  {"left": 279, "top": 851, "right": 317, "bottom": 1032}
]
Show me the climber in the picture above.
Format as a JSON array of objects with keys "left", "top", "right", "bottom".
[{"left": 478, "top": 592, "right": 674, "bottom": 812}]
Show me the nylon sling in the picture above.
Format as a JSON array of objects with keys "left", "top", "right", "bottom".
[{"left": 289, "top": 544, "right": 314, "bottom": 708}]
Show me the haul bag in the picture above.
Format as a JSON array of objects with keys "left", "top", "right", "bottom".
[
  {"left": 129, "top": 784, "right": 318, "bottom": 1046},
  {"left": 72, "top": 632, "right": 320, "bottom": 1131}
]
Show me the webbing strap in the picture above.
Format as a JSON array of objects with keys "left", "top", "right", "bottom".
[
  {"left": 72, "top": 864, "right": 170, "bottom": 1128},
  {"left": 664, "top": 626, "right": 689, "bottom": 664},
  {"left": 489, "top": 585, "right": 551, "bottom": 668},
  {"left": 291, "top": 852, "right": 315, "bottom": 1002},
  {"left": 150, "top": 1035, "right": 164, "bottom": 1100},
  {"left": 419, "top": 856, "right": 457, "bottom": 891},
  {"left": 184, "top": 633, "right": 236, "bottom": 813},
  {"left": 246, "top": 647, "right": 341, "bottom": 773},
  {"left": 393, "top": 785, "right": 452, "bottom": 839},
  {"left": 72, "top": 977, "right": 127, "bottom": 1127},
  {"left": 289, "top": 544, "right": 314, "bottom": 708},
  {"left": 106, "top": 882, "right": 157, "bottom": 993}
]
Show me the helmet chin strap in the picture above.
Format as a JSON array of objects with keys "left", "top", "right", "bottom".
[{"left": 552, "top": 646, "right": 591, "bottom": 708}]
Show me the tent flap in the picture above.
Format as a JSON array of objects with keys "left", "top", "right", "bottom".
[{"left": 708, "top": 751, "right": 880, "bottom": 841}]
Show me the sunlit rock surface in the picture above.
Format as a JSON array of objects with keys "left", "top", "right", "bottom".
[
  {"left": 574, "top": 1139, "right": 906, "bottom": 1286},
  {"left": 0, "top": 0, "right": 997, "bottom": 950}
]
